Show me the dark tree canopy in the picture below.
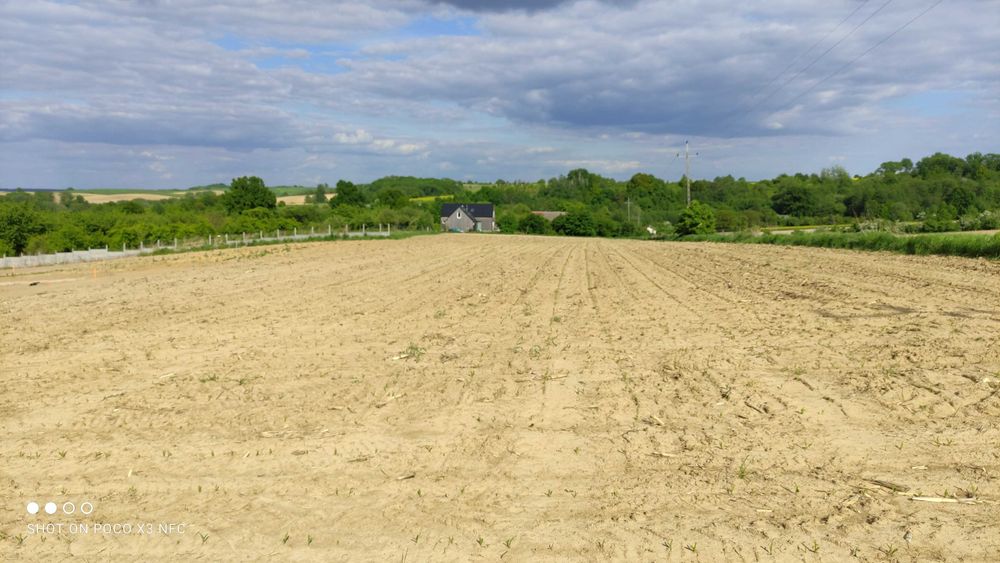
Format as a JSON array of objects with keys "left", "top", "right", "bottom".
[
  {"left": 222, "top": 176, "right": 276, "bottom": 214},
  {"left": 331, "top": 180, "right": 366, "bottom": 207},
  {"left": 0, "top": 204, "right": 44, "bottom": 255},
  {"left": 520, "top": 213, "right": 551, "bottom": 234},
  {"left": 552, "top": 211, "right": 596, "bottom": 237}
]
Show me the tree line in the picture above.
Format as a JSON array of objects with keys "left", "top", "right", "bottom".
[{"left": 1, "top": 152, "right": 998, "bottom": 255}]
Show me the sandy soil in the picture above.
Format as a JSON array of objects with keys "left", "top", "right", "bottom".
[
  {"left": 277, "top": 195, "right": 309, "bottom": 205},
  {"left": 77, "top": 193, "right": 176, "bottom": 204},
  {"left": 1, "top": 235, "right": 999, "bottom": 561}
]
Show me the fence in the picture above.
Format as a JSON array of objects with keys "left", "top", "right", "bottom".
[{"left": 1, "top": 224, "right": 395, "bottom": 270}]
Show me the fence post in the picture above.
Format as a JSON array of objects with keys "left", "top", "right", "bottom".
[
  {"left": 294, "top": 227, "right": 297, "bottom": 237},
  {"left": 123, "top": 242, "right": 126, "bottom": 252},
  {"left": 209, "top": 234, "right": 213, "bottom": 246},
  {"left": 225, "top": 233, "right": 229, "bottom": 244},
  {"left": 173, "top": 238, "right": 177, "bottom": 250},
  {"left": 388, "top": 224, "right": 391, "bottom": 235},
  {"left": 363, "top": 224, "right": 366, "bottom": 235},
  {"left": 328, "top": 224, "right": 332, "bottom": 236},
  {"left": 243, "top": 232, "right": 247, "bottom": 243},
  {"left": 311, "top": 226, "right": 315, "bottom": 236}
]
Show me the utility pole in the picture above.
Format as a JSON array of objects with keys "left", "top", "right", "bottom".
[
  {"left": 676, "top": 141, "right": 699, "bottom": 206},
  {"left": 626, "top": 197, "right": 632, "bottom": 224}
]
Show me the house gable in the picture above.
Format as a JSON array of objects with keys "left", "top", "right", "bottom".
[{"left": 440, "top": 203, "right": 496, "bottom": 232}]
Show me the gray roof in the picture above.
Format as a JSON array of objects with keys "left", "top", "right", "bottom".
[{"left": 441, "top": 203, "right": 494, "bottom": 219}]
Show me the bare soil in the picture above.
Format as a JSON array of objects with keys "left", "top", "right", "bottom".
[{"left": 2, "top": 235, "right": 999, "bottom": 561}]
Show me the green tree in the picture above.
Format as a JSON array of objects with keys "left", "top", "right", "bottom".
[
  {"left": 552, "top": 211, "right": 596, "bottom": 237},
  {"left": 520, "top": 213, "right": 551, "bottom": 234},
  {"left": 221, "top": 176, "right": 275, "bottom": 214},
  {"left": 0, "top": 204, "right": 45, "bottom": 254},
  {"left": 771, "top": 180, "right": 818, "bottom": 217},
  {"left": 314, "top": 183, "right": 328, "bottom": 204},
  {"left": 375, "top": 187, "right": 409, "bottom": 209},
  {"left": 676, "top": 200, "right": 716, "bottom": 235},
  {"left": 331, "top": 180, "right": 366, "bottom": 207}
]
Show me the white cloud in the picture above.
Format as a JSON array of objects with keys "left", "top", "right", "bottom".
[{"left": 0, "top": 0, "right": 997, "bottom": 188}]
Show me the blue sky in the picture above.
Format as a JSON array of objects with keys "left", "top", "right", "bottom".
[{"left": 1, "top": 0, "right": 998, "bottom": 189}]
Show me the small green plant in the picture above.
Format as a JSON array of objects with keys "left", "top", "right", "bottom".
[
  {"left": 476, "top": 536, "right": 486, "bottom": 547},
  {"left": 57, "top": 450, "right": 67, "bottom": 459},
  {"left": 737, "top": 456, "right": 750, "bottom": 479},
  {"left": 803, "top": 540, "right": 820, "bottom": 554},
  {"left": 15, "top": 534, "right": 27, "bottom": 546},
  {"left": 198, "top": 532, "right": 209, "bottom": 544},
  {"left": 878, "top": 544, "right": 898, "bottom": 557},
  {"left": 307, "top": 535, "right": 314, "bottom": 546},
  {"left": 684, "top": 543, "right": 697, "bottom": 553},
  {"left": 504, "top": 536, "right": 514, "bottom": 549},
  {"left": 282, "top": 532, "right": 290, "bottom": 544},
  {"left": 402, "top": 343, "right": 425, "bottom": 361}
]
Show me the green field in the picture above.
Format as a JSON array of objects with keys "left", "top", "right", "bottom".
[{"left": 683, "top": 231, "right": 1000, "bottom": 259}]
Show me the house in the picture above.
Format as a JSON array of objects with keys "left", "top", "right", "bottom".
[
  {"left": 440, "top": 203, "right": 496, "bottom": 232},
  {"left": 530, "top": 211, "right": 567, "bottom": 221}
]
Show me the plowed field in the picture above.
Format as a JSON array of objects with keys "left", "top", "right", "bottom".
[{"left": 2, "top": 235, "right": 999, "bottom": 561}]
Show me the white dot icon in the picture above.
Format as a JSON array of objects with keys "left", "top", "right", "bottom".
[
  {"left": 27, "top": 502, "right": 39, "bottom": 515},
  {"left": 44, "top": 502, "right": 57, "bottom": 515}
]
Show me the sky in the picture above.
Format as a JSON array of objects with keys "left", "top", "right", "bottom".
[{"left": 1, "top": 0, "right": 998, "bottom": 189}]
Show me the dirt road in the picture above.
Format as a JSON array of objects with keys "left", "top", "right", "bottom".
[{"left": 2, "top": 235, "right": 998, "bottom": 561}]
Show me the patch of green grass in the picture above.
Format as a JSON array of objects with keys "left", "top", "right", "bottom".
[{"left": 681, "top": 231, "right": 1000, "bottom": 260}]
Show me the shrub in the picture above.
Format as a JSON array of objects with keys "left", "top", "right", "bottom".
[
  {"left": 676, "top": 201, "right": 716, "bottom": 236},
  {"left": 552, "top": 212, "right": 596, "bottom": 237},
  {"left": 519, "top": 213, "right": 551, "bottom": 234}
]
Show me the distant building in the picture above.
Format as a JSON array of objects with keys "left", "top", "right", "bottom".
[
  {"left": 440, "top": 203, "right": 496, "bottom": 232},
  {"left": 531, "top": 211, "right": 567, "bottom": 221}
]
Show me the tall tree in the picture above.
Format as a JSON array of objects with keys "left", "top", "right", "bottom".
[
  {"left": 330, "top": 180, "right": 366, "bottom": 207},
  {"left": 221, "top": 176, "right": 276, "bottom": 214}
]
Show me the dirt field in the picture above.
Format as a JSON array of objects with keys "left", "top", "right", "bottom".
[
  {"left": 2, "top": 235, "right": 999, "bottom": 561},
  {"left": 76, "top": 193, "right": 176, "bottom": 204}
]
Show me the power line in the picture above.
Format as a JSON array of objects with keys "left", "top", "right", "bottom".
[
  {"left": 742, "top": 0, "right": 872, "bottom": 107},
  {"left": 777, "top": 0, "right": 945, "bottom": 111},
  {"left": 747, "top": 0, "right": 895, "bottom": 116}
]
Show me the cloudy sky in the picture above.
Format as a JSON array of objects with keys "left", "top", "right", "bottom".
[{"left": 1, "top": 0, "right": 998, "bottom": 189}]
